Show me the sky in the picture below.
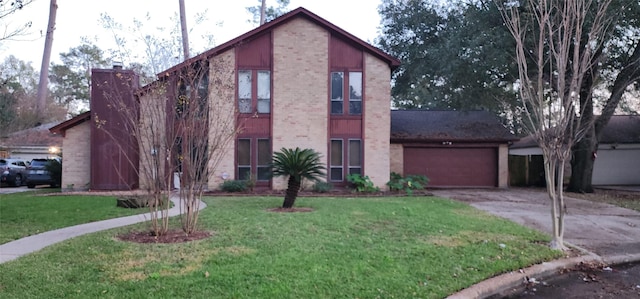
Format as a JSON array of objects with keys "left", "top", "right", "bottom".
[{"left": 0, "top": 0, "right": 383, "bottom": 69}]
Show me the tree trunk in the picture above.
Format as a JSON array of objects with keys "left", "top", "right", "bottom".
[
  {"left": 36, "top": 0, "right": 57, "bottom": 119},
  {"left": 179, "top": 0, "right": 190, "bottom": 60},
  {"left": 282, "top": 176, "right": 301, "bottom": 209},
  {"left": 569, "top": 41, "right": 640, "bottom": 192},
  {"left": 260, "top": 0, "right": 266, "bottom": 25},
  {"left": 569, "top": 136, "right": 596, "bottom": 193}
]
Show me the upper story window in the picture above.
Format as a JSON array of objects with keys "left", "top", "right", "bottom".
[
  {"left": 330, "top": 71, "right": 362, "bottom": 115},
  {"left": 176, "top": 63, "right": 209, "bottom": 119},
  {"left": 238, "top": 70, "right": 271, "bottom": 114}
]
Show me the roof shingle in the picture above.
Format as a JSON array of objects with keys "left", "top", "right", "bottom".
[{"left": 391, "top": 110, "right": 517, "bottom": 142}]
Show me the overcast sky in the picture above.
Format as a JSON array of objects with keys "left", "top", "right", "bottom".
[{"left": 0, "top": 0, "right": 382, "bottom": 69}]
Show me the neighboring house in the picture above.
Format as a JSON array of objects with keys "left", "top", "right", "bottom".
[
  {"left": 390, "top": 110, "right": 517, "bottom": 188},
  {"left": 51, "top": 7, "right": 400, "bottom": 191},
  {"left": 0, "top": 122, "right": 62, "bottom": 161},
  {"left": 509, "top": 115, "right": 640, "bottom": 186}
]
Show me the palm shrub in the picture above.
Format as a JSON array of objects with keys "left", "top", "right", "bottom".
[{"left": 271, "top": 147, "right": 326, "bottom": 208}]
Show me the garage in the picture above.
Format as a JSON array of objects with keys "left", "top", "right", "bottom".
[
  {"left": 390, "top": 110, "right": 517, "bottom": 188},
  {"left": 404, "top": 147, "right": 498, "bottom": 187}
]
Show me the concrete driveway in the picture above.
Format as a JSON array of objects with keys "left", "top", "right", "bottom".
[
  {"left": 0, "top": 186, "right": 30, "bottom": 194},
  {"left": 431, "top": 188, "right": 640, "bottom": 257}
]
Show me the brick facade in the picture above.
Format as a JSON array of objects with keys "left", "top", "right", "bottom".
[
  {"left": 271, "top": 18, "right": 330, "bottom": 190},
  {"left": 61, "top": 121, "right": 91, "bottom": 191},
  {"left": 364, "top": 53, "right": 391, "bottom": 190},
  {"left": 207, "top": 50, "right": 237, "bottom": 190},
  {"left": 389, "top": 143, "right": 404, "bottom": 175}
]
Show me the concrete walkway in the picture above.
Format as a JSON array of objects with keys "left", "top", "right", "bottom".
[
  {"left": 0, "top": 194, "right": 207, "bottom": 264},
  {"left": 435, "top": 188, "right": 640, "bottom": 298}
]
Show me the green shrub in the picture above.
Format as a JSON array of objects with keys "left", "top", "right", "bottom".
[
  {"left": 220, "top": 180, "right": 247, "bottom": 192},
  {"left": 312, "top": 181, "right": 333, "bottom": 193},
  {"left": 386, "top": 172, "right": 429, "bottom": 195},
  {"left": 346, "top": 174, "right": 380, "bottom": 193},
  {"left": 45, "top": 158, "right": 62, "bottom": 187}
]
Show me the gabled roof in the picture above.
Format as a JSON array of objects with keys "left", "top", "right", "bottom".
[
  {"left": 1, "top": 122, "right": 62, "bottom": 147},
  {"left": 49, "top": 111, "right": 91, "bottom": 137},
  {"left": 160, "top": 7, "right": 401, "bottom": 76},
  {"left": 599, "top": 115, "right": 640, "bottom": 143},
  {"left": 511, "top": 115, "right": 640, "bottom": 149},
  {"left": 391, "top": 110, "right": 518, "bottom": 143}
]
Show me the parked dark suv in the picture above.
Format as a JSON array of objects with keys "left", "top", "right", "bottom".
[
  {"left": 0, "top": 158, "right": 29, "bottom": 187},
  {"left": 25, "top": 158, "right": 61, "bottom": 188}
]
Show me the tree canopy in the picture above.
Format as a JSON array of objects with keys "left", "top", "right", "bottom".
[
  {"left": 377, "top": 0, "right": 640, "bottom": 192},
  {"left": 377, "top": 0, "right": 521, "bottom": 126},
  {"left": 49, "top": 42, "right": 109, "bottom": 115}
]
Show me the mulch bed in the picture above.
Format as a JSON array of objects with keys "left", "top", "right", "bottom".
[
  {"left": 117, "top": 229, "right": 212, "bottom": 244},
  {"left": 266, "top": 207, "right": 314, "bottom": 213}
]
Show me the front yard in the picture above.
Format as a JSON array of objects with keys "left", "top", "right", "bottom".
[
  {"left": 0, "top": 195, "right": 562, "bottom": 298},
  {"left": 0, "top": 191, "right": 146, "bottom": 244}
]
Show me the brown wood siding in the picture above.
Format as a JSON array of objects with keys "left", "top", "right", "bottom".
[
  {"left": 238, "top": 116, "right": 271, "bottom": 136},
  {"left": 403, "top": 147, "right": 498, "bottom": 187},
  {"left": 90, "top": 69, "right": 140, "bottom": 190},
  {"left": 237, "top": 32, "right": 272, "bottom": 68},
  {"left": 330, "top": 118, "right": 361, "bottom": 137},
  {"left": 330, "top": 35, "right": 363, "bottom": 69}
]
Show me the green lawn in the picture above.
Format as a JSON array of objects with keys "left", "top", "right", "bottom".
[
  {"left": 0, "top": 191, "right": 146, "bottom": 244},
  {"left": 0, "top": 196, "right": 562, "bottom": 298}
]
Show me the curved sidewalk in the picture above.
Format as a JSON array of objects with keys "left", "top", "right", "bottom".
[{"left": 0, "top": 195, "right": 206, "bottom": 264}]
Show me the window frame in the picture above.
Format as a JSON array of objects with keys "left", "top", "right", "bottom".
[
  {"left": 236, "top": 137, "right": 272, "bottom": 182},
  {"left": 330, "top": 70, "right": 363, "bottom": 116},
  {"left": 238, "top": 69, "right": 271, "bottom": 114},
  {"left": 329, "top": 139, "right": 344, "bottom": 182},
  {"left": 329, "top": 138, "right": 363, "bottom": 183}
]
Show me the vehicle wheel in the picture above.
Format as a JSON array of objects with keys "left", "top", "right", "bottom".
[
  {"left": 13, "top": 175, "right": 22, "bottom": 187},
  {"left": 27, "top": 184, "right": 35, "bottom": 189}
]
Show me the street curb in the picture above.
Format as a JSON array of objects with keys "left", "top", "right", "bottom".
[{"left": 446, "top": 252, "right": 640, "bottom": 299}]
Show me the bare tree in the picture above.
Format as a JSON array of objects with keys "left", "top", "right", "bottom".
[
  {"left": 0, "top": 0, "right": 34, "bottom": 42},
  {"left": 97, "top": 55, "right": 237, "bottom": 236},
  {"left": 171, "top": 57, "right": 237, "bottom": 234},
  {"left": 91, "top": 68, "right": 172, "bottom": 235},
  {"left": 36, "top": 0, "right": 57, "bottom": 119},
  {"left": 498, "top": 0, "right": 613, "bottom": 250}
]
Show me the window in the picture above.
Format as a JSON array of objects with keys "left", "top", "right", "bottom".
[
  {"left": 331, "top": 72, "right": 344, "bottom": 114},
  {"left": 330, "top": 138, "right": 362, "bottom": 182},
  {"left": 330, "top": 139, "right": 343, "bottom": 181},
  {"left": 349, "top": 72, "right": 362, "bottom": 114},
  {"left": 348, "top": 139, "right": 362, "bottom": 175},
  {"left": 238, "top": 71, "right": 252, "bottom": 113},
  {"left": 257, "top": 139, "right": 271, "bottom": 180},
  {"left": 237, "top": 138, "right": 271, "bottom": 181},
  {"left": 257, "top": 71, "right": 270, "bottom": 113},
  {"left": 330, "top": 71, "right": 362, "bottom": 115},
  {"left": 238, "top": 70, "right": 271, "bottom": 114},
  {"left": 176, "top": 63, "right": 209, "bottom": 118},
  {"left": 237, "top": 139, "right": 251, "bottom": 180}
]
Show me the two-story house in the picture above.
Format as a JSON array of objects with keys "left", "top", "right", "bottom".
[{"left": 51, "top": 7, "right": 401, "bottom": 191}]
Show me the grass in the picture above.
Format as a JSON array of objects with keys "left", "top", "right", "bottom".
[
  {"left": 0, "top": 191, "right": 147, "bottom": 244},
  {"left": 0, "top": 196, "right": 562, "bottom": 298}
]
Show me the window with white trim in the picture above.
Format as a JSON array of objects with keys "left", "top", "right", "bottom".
[{"left": 238, "top": 70, "right": 271, "bottom": 114}]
